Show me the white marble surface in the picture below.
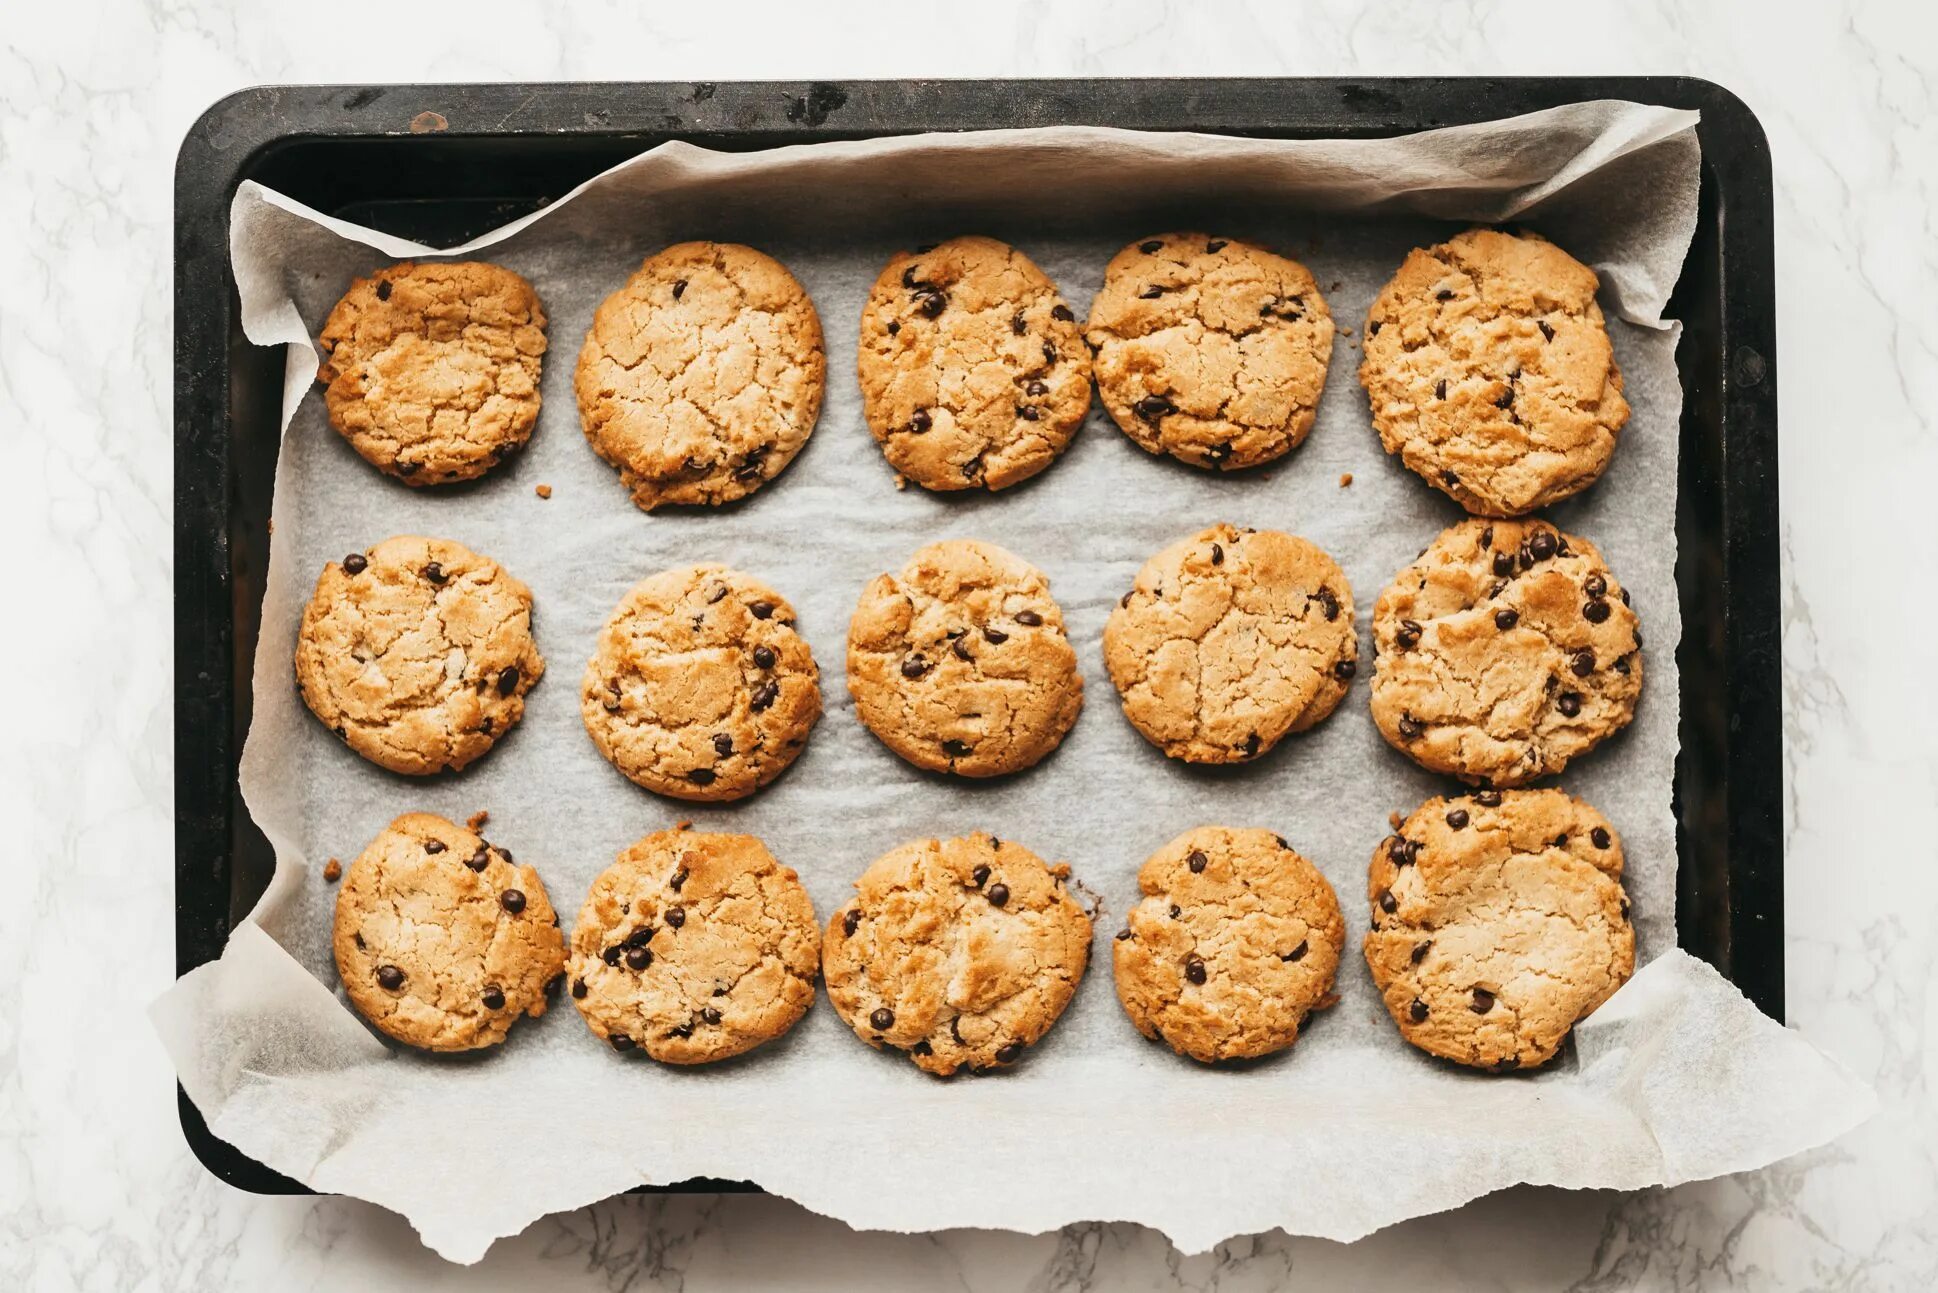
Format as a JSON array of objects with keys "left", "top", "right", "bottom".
[{"left": 4, "top": 0, "right": 1933, "bottom": 1287}]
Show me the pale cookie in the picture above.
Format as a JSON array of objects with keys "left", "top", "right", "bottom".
[
  {"left": 1085, "top": 233, "right": 1333, "bottom": 470},
  {"left": 568, "top": 829, "right": 819, "bottom": 1064},
  {"left": 823, "top": 833, "right": 1092, "bottom": 1076},
  {"left": 1113, "top": 827, "right": 1344, "bottom": 1064},
  {"left": 582, "top": 565, "right": 821, "bottom": 802},
  {"left": 1370, "top": 517, "right": 1642, "bottom": 786},
  {"left": 857, "top": 236, "right": 1091, "bottom": 491},
  {"left": 1104, "top": 524, "right": 1356, "bottom": 764},
  {"left": 295, "top": 536, "right": 545, "bottom": 776},
  {"left": 332, "top": 812, "right": 566, "bottom": 1051},
  {"left": 576, "top": 242, "right": 825, "bottom": 510},
  {"left": 847, "top": 540, "right": 1082, "bottom": 778},
  {"left": 316, "top": 261, "right": 547, "bottom": 485},
  {"left": 1359, "top": 227, "right": 1630, "bottom": 516},
  {"left": 1364, "top": 788, "right": 1634, "bottom": 1070}
]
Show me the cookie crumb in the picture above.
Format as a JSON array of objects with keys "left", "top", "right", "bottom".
[
  {"left": 1388, "top": 810, "right": 1404, "bottom": 831},
  {"left": 1340, "top": 472, "right": 1354, "bottom": 487},
  {"left": 534, "top": 484, "right": 552, "bottom": 499},
  {"left": 674, "top": 819, "right": 693, "bottom": 832},
  {"left": 893, "top": 474, "right": 908, "bottom": 491},
  {"left": 467, "top": 810, "right": 490, "bottom": 831},
  {"left": 322, "top": 858, "right": 342, "bottom": 882}
]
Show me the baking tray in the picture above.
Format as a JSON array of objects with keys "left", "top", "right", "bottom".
[{"left": 173, "top": 77, "right": 1779, "bottom": 1195}]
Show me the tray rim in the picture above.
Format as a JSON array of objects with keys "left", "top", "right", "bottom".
[{"left": 172, "top": 75, "right": 1779, "bottom": 1198}]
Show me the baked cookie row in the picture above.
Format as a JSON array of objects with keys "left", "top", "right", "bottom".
[
  {"left": 334, "top": 799, "right": 1633, "bottom": 1076},
  {"left": 315, "top": 228, "right": 1628, "bottom": 517}
]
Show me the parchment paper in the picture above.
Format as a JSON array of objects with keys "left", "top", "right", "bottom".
[{"left": 154, "top": 102, "right": 1873, "bottom": 1263}]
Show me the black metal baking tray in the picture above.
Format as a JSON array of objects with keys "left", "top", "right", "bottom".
[{"left": 174, "top": 77, "right": 1779, "bottom": 1195}]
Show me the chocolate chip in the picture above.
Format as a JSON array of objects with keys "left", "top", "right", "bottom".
[
  {"left": 342, "top": 552, "right": 368, "bottom": 574},
  {"left": 1390, "top": 836, "right": 1420, "bottom": 866},
  {"left": 1317, "top": 587, "right": 1340, "bottom": 621},
  {"left": 1493, "top": 1056, "right": 1521, "bottom": 1073},
  {"left": 665, "top": 906, "right": 685, "bottom": 930},
  {"left": 1283, "top": 941, "right": 1308, "bottom": 963},
  {"left": 1207, "top": 442, "right": 1234, "bottom": 466},
  {"left": 373, "top": 278, "right": 393, "bottom": 301},
  {"left": 750, "top": 601, "right": 775, "bottom": 620},
  {"left": 1138, "top": 239, "right": 1164, "bottom": 253},
  {"left": 1621, "top": 587, "right": 1632, "bottom": 606},
  {"left": 1584, "top": 598, "right": 1611, "bottom": 623},
  {"left": 1139, "top": 285, "right": 1164, "bottom": 299},
  {"left": 1592, "top": 827, "right": 1612, "bottom": 850},
  {"left": 609, "top": 1035, "right": 635, "bottom": 1052},
  {"left": 572, "top": 978, "right": 587, "bottom": 999},
  {"left": 482, "top": 985, "right": 506, "bottom": 1010},
  {"left": 1016, "top": 404, "right": 1041, "bottom": 421},
  {"left": 500, "top": 889, "right": 526, "bottom": 914},
  {"left": 1369, "top": 320, "right": 1383, "bottom": 334},
  {"left": 1495, "top": 385, "right": 1515, "bottom": 409},
  {"left": 1184, "top": 956, "right": 1207, "bottom": 985},
  {"left": 843, "top": 910, "right": 861, "bottom": 937},
  {"left": 1538, "top": 319, "right": 1555, "bottom": 341},
  {"left": 900, "top": 655, "right": 931, "bottom": 679},
  {"left": 1133, "top": 394, "right": 1175, "bottom": 420},
  {"left": 1409, "top": 998, "right": 1429, "bottom": 1022},
  {"left": 942, "top": 738, "right": 972, "bottom": 758},
  {"left": 1584, "top": 574, "right": 1607, "bottom": 599},
  {"left": 1554, "top": 833, "right": 1570, "bottom": 848},
  {"left": 1476, "top": 789, "right": 1502, "bottom": 807},
  {"left": 1446, "top": 808, "right": 1470, "bottom": 829},
  {"left": 1495, "top": 608, "right": 1519, "bottom": 630},
  {"left": 901, "top": 266, "right": 924, "bottom": 288},
  {"left": 1011, "top": 312, "right": 1027, "bottom": 335},
  {"left": 707, "top": 585, "right": 729, "bottom": 604},
  {"left": 397, "top": 462, "right": 421, "bottom": 478},
  {"left": 1528, "top": 531, "right": 1558, "bottom": 562},
  {"left": 423, "top": 561, "right": 446, "bottom": 584},
  {"left": 918, "top": 290, "right": 947, "bottom": 318},
  {"left": 626, "top": 927, "right": 655, "bottom": 948},
  {"left": 1120, "top": 591, "right": 1133, "bottom": 608},
  {"left": 907, "top": 408, "right": 932, "bottom": 434},
  {"left": 467, "top": 846, "right": 490, "bottom": 872},
  {"left": 625, "top": 946, "right": 652, "bottom": 970},
  {"left": 1557, "top": 691, "right": 1583, "bottom": 718},
  {"left": 1396, "top": 620, "right": 1423, "bottom": 650},
  {"left": 1615, "top": 655, "right": 1633, "bottom": 675},
  {"left": 1333, "top": 658, "right": 1357, "bottom": 680},
  {"left": 1492, "top": 551, "right": 1515, "bottom": 578},
  {"left": 965, "top": 864, "right": 989, "bottom": 890},
  {"left": 1435, "top": 379, "right": 1448, "bottom": 400},
  {"left": 1051, "top": 304, "right": 1074, "bottom": 322},
  {"left": 751, "top": 681, "right": 779, "bottom": 711},
  {"left": 424, "top": 839, "right": 446, "bottom": 855},
  {"left": 1210, "top": 542, "right": 1224, "bottom": 565},
  {"left": 1206, "top": 239, "right": 1226, "bottom": 252},
  {"left": 700, "top": 1006, "right": 722, "bottom": 1026},
  {"left": 1169, "top": 905, "right": 1181, "bottom": 919},
  {"left": 752, "top": 645, "right": 777, "bottom": 670},
  {"left": 376, "top": 965, "right": 404, "bottom": 990},
  {"left": 1187, "top": 850, "right": 1208, "bottom": 873},
  {"left": 1470, "top": 988, "right": 1495, "bottom": 1014},
  {"left": 602, "top": 945, "right": 623, "bottom": 966},
  {"left": 1411, "top": 941, "right": 1432, "bottom": 964},
  {"left": 987, "top": 883, "right": 1010, "bottom": 908},
  {"left": 1398, "top": 715, "right": 1425, "bottom": 741},
  {"left": 1041, "top": 341, "right": 1057, "bottom": 365},
  {"left": 1244, "top": 732, "right": 1262, "bottom": 758},
  {"left": 1011, "top": 609, "right": 1043, "bottom": 629},
  {"left": 870, "top": 1007, "right": 894, "bottom": 1031},
  {"left": 1620, "top": 899, "right": 1632, "bottom": 922},
  {"left": 1115, "top": 927, "right": 1133, "bottom": 941},
  {"left": 497, "top": 666, "right": 520, "bottom": 696},
  {"left": 1378, "top": 888, "right": 1397, "bottom": 914},
  {"left": 995, "top": 1041, "right": 1024, "bottom": 1063},
  {"left": 951, "top": 636, "right": 972, "bottom": 662},
  {"left": 1571, "top": 649, "right": 1596, "bottom": 676},
  {"left": 1024, "top": 379, "right": 1049, "bottom": 397},
  {"left": 686, "top": 767, "right": 716, "bottom": 786},
  {"left": 670, "top": 278, "right": 687, "bottom": 300},
  {"left": 983, "top": 626, "right": 1008, "bottom": 644},
  {"left": 963, "top": 453, "right": 985, "bottom": 479}
]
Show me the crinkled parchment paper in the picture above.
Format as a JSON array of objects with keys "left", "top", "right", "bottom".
[{"left": 154, "top": 101, "right": 1872, "bottom": 1263}]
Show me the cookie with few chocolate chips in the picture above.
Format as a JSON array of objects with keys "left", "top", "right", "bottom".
[
  {"left": 823, "top": 833, "right": 1092, "bottom": 1076},
  {"left": 576, "top": 242, "right": 825, "bottom": 510},
  {"left": 1085, "top": 233, "right": 1333, "bottom": 470},
  {"left": 582, "top": 565, "right": 821, "bottom": 802},
  {"left": 1364, "top": 788, "right": 1634, "bottom": 1071},
  {"left": 568, "top": 829, "right": 819, "bottom": 1063},
  {"left": 294, "top": 536, "right": 545, "bottom": 776},
  {"left": 1104, "top": 524, "right": 1356, "bottom": 764},
  {"left": 1359, "top": 227, "right": 1629, "bottom": 516},
  {"left": 857, "top": 236, "right": 1091, "bottom": 491},
  {"left": 316, "top": 261, "right": 547, "bottom": 485},
  {"left": 1113, "top": 827, "right": 1344, "bottom": 1063},
  {"left": 1369, "top": 517, "right": 1642, "bottom": 786},
  {"left": 332, "top": 812, "right": 566, "bottom": 1051},
  {"left": 847, "top": 539, "right": 1082, "bottom": 778}
]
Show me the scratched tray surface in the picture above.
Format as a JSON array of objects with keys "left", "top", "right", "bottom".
[{"left": 172, "top": 79, "right": 1778, "bottom": 1194}]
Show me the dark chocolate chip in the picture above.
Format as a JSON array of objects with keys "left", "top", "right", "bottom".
[
  {"left": 423, "top": 561, "right": 446, "bottom": 584},
  {"left": 1316, "top": 587, "right": 1340, "bottom": 621},
  {"left": 1495, "top": 385, "right": 1515, "bottom": 409},
  {"left": 497, "top": 666, "right": 520, "bottom": 696},
  {"left": 1470, "top": 988, "right": 1495, "bottom": 1014},
  {"left": 1210, "top": 542, "right": 1224, "bottom": 565},
  {"left": 1409, "top": 998, "right": 1429, "bottom": 1022},
  {"left": 907, "top": 408, "right": 932, "bottom": 434},
  {"left": 1584, "top": 574, "right": 1607, "bottom": 599},
  {"left": 1133, "top": 394, "right": 1175, "bottom": 420},
  {"left": 1411, "top": 941, "right": 1432, "bottom": 964},
  {"left": 1378, "top": 888, "right": 1397, "bottom": 914},
  {"left": 1620, "top": 899, "right": 1632, "bottom": 922},
  {"left": 1398, "top": 714, "right": 1425, "bottom": 741},
  {"left": 1283, "top": 940, "right": 1308, "bottom": 963},
  {"left": 1243, "top": 732, "right": 1261, "bottom": 758},
  {"left": 986, "top": 883, "right": 1010, "bottom": 908},
  {"left": 1558, "top": 691, "right": 1582, "bottom": 717},
  {"left": 1592, "top": 827, "right": 1612, "bottom": 850},
  {"left": 1528, "top": 531, "right": 1558, "bottom": 562},
  {"left": 952, "top": 636, "right": 973, "bottom": 662},
  {"left": 1184, "top": 956, "right": 1207, "bottom": 985},
  {"left": 1041, "top": 341, "right": 1057, "bottom": 365},
  {"left": 686, "top": 767, "right": 716, "bottom": 786},
  {"left": 375, "top": 279, "right": 393, "bottom": 301},
  {"left": 1493, "top": 550, "right": 1516, "bottom": 578},
  {"left": 342, "top": 552, "right": 368, "bottom": 574},
  {"left": 1615, "top": 655, "right": 1632, "bottom": 675},
  {"left": 1206, "top": 239, "right": 1226, "bottom": 252},
  {"left": 750, "top": 601, "right": 775, "bottom": 620},
  {"left": 983, "top": 626, "right": 1008, "bottom": 644},
  {"left": 482, "top": 985, "right": 506, "bottom": 1010},
  {"left": 963, "top": 454, "right": 985, "bottom": 479},
  {"left": 753, "top": 644, "right": 777, "bottom": 670},
  {"left": 1396, "top": 620, "right": 1423, "bottom": 650},
  {"left": 376, "top": 965, "right": 404, "bottom": 990},
  {"left": 995, "top": 1041, "right": 1024, "bottom": 1063},
  {"left": 500, "top": 889, "right": 526, "bottom": 914},
  {"left": 626, "top": 927, "right": 655, "bottom": 948},
  {"left": 1571, "top": 649, "right": 1596, "bottom": 676},
  {"left": 1139, "top": 239, "right": 1163, "bottom": 253},
  {"left": 1538, "top": 319, "right": 1555, "bottom": 341},
  {"left": 1052, "top": 304, "right": 1074, "bottom": 321},
  {"left": 707, "top": 584, "right": 729, "bottom": 603},
  {"left": 842, "top": 909, "right": 861, "bottom": 938},
  {"left": 1025, "top": 379, "right": 1048, "bottom": 397},
  {"left": 1495, "top": 608, "right": 1520, "bottom": 630},
  {"left": 1435, "top": 288, "right": 1454, "bottom": 301},
  {"left": 1333, "top": 658, "right": 1357, "bottom": 680},
  {"left": 396, "top": 462, "right": 421, "bottom": 477},
  {"left": 870, "top": 1007, "right": 894, "bottom": 1031},
  {"left": 1446, "top": 808, "right": 1470, "bottom": 829},
  {"left": 1187, "top": 850, "right": 1208, "bottom": 873},
  {"left": 700, "top": 1006, "right": 722, "bottom": 1026},
  {"left": 665, "top": 906, "right": 685, "bottom": 930},
  {"left": 751, "top": 681, "right": 779, "bottom": 711},
  {"left": 918, "top": 290, "right": 947, "bottom": 318},
  {"left": 424, "top": 839, "right": 446, "bottom": 855},
  {"left": 1116, "top": 928, "right": 1133, "bottom": 941},
  {"left": 1011, "top": 312, "right": 1027, "bottom": 335},
  {"left": 1390, "top": 837, "right": 1420, "bottom": 866},
  {"left": 1476, "top": 789, "right": 1502, "bottom": 807},
  {"left": 1435, "top": 379, "right": 1448, "bottom": 400},
  {"left": 1169, "top": 905, "right": 1182, "bottom": 920},
  {"left": 1584, "top": 598, "right": 1611, "bottom": 623},
  {"left": 602, "top": 945, "right": 623, "bottom": 966},
  {"left": 1016, "top": 404, "right": 1040, "bottom": 421},
  {"left": 1369, "top": 320, "right": 1383, "bottom": 334},
  {"left": 942, "top": 738, "right": 972, "bottom": 758},
  {"left": 1139, "top": 285, "right": 1164, "bottom": 299},
  {"left": 572, "top": 978, "right": 588, "bottom": 999},
  {"left": 467, "top": 846, "right": 489, "bottom": 872},
  {"left": 900, "top": 654, "right": 931, "bottom": 679},
  {"left": 626, "top": 946, "right": 652, "bottom": 970},
  {"left": 672, "top": 279, "right": 687, "bottom": 300},
  {"left": 1015, "top": 609, "right": 1043, "bottom": 627},
  {"left": 610, "top": 1035, "right": 635, "bottom": 1052}
]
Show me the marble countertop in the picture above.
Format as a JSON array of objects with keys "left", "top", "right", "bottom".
[{"left": 8, "top": 1, "right": 1933, "bottom": 1287}]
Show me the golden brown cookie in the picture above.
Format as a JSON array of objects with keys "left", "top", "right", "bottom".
[
  {"left": 1085, "top": 233, "right": 1333, "bottom": 470},
  {"left": 847, "top": 539, "right": 1082, "bottom": 778},
  {"left": 1104, "top": 524, "right": 1356, "bottom": 764},
  {"left": 1364, "top": 788, "right": 1635, "bottom": 1071},
  {"left": 332, "top": 812, "right": 566, "bottom": 1051},
  {"left": 316, "top": 261, "right": 547, "bottom": 485},
  {"left": 1359, "top": 227, "right": 1629, "bottom": 516},
  {"left": 1112, "top": 827, "right": 1344, "bottom": 1063},
  {"left": 294, "top": 536, "right": 545, "bottom": 776},
  {"left": 857, "top": 236, "right": 1091, "bottom": 491},
  {"left": 567, "top": 829, "right": 819, "bottom": 1064},
  {"left": 1369, "top": 517, "right": 1642, "bottom": 786},
  {"left": 822, "top": 833, "right": 1093, "bottom": 1076},
  {"left": 582, "top": 565, "right": 821, "bottom": 802},
  {"left": 576, "top": 242, "right": 825, "bottom": 510}
]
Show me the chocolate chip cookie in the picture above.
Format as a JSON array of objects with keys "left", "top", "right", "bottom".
[
  {"left": 857, "top": 236, "right": 1091, "bottom": 491},
  {"left": 823, "top": 833, "right": 1093, "bottom": 1076},
  {"left": 332, "top": 812, "right": 566, "bottom": 1051},
  {"left": 582, "top": 565, "right": 821, "bottom": 802},
  {"left": 1085, "top": 233, "right": 1333, "bottom": 470},
  {"left": 295, "top": 536, "right": 545, "bottom": 776},
  {"left": 568, "top": 828, "right": 819, "bottom": 1064},
  {"left": 1113, "top": 827, "right": 1344, "bottom": 1064},
  {"left": 1370, "top": 517, "right": 1642, "bottom": 786},
  {"left": 1364, "top": 788, "right": 1635, "bottom": 1071},
  {"left": 316, "top": 261, "right": 548, "bottom": 485},
  {"left": 1104, "top": 524, "right": 1356, "bottom": 764},
  {"left": 847, "top": 539, "right": 1082, "bottom": 778},
  {"left": 1359, "top": 227, "right": 1630, "bottom": 516},
  {"left": 576, "top": 242, "right": 825, "bottom": 510}
]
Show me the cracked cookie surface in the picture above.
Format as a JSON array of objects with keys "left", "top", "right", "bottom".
[
  {"left": 1364, "top": 788, "right": 1634, "bottom": 1070},
  {"left": 1085, "top": 233, "right": 1333, "bottom": 470},
  {"left": 857, "top": 236, "right": 1091, "bottom": 491},
  {"left": 295, "top": 536, "right": 545, "bottom": 776},
  {"left": 568, "top": 829, "right": 819, "bottom": 1064},
  {"left": 576, "top": 241, "right": 825, "bottom": 510},
  {"left": 847, "top": 539, "right": 1082, "bottom": 778},
  {"left": 822, "top": 833, "right": 1092, "bottom": 1076},
  {"left": 1113, "top": 827, "right": 1344, "bottom": 1064},
  {"left": 316, "top": 261, "right": 547, "bottom": 485},
  {"left": 1359, "top": 227, "right": 1629, "bottom": 516},
  {"left": 1104, "top": 524, "right": 1355, "bottom": 764},
  {"left": 1369, "top": 517, "right": 1642, "bottom": 786},
  {"left": 332, "top": 812, "right": 566, "bottom": 1051},
  {"left": 582, "top": 565, "right": 821, "bottom": 802}
]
